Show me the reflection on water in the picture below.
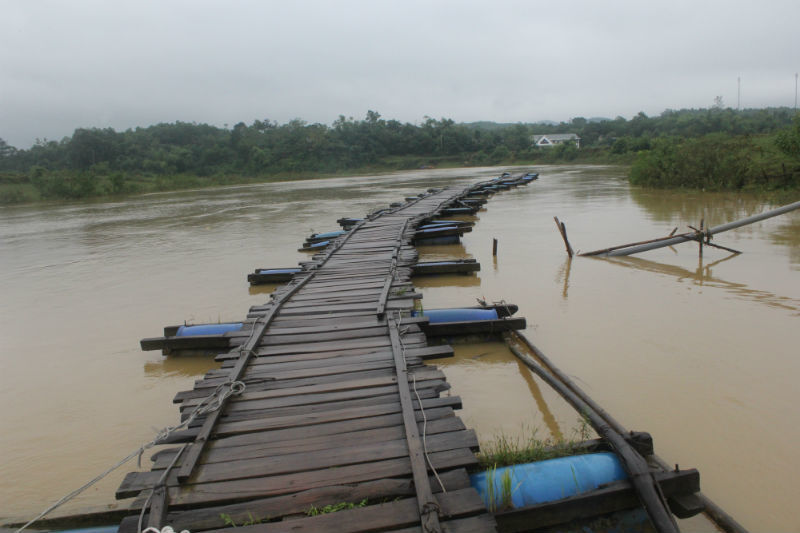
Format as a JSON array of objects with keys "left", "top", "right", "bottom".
[
  {"left": 412, "top": 273, "right": 481, "bottom": 289},
  {"left": 601, "top": 255, "right": 800, "bottom": 314},
  {"left": 430, "top": 341, "right": 577, "bottom": 445},
  {"left": 556, "top": 257, "right": 572, "bottom": 299},
  {"left": 143, "top": 354, "right": 220, "bottom": 378},
  {"left": 513, "top": 358, "right": 564, "bottom": 441},
  {"left": 415, "top": 242, "right": 469, "bottom": 257},
  {"left": 628, "top": 186, "right": 789, "bottom": 239},
  {"left": 772, "top": 217, "right": 800, "bottom": 268},
  {"left": 248, "top": 283, "right": 282, "bottom": 296}
]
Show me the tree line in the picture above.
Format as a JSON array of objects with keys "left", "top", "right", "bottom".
[{"left": 1, "top": 107, "right": 798, "bottom": 203}]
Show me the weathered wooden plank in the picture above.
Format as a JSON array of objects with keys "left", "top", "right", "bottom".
[
  {"left": 180, "top": 379, "right": 446, "bottom": 415},
  {"left": 190, "top": 488, "right": 485, "bottom": 533},
  {"left": 274, "top": 298, "right": 417, "bottom": 315},
  {"left": 258, "top": 310, "right": 380, "bottom": 324},
  {"left": 257, "top": 325, "right": 392, "bottom": 346},
  {"left": 263, "top": 316, "right": 427, "bottom": 336},
  {"left": 125, "top": 430, "right": 477, "bottom": 493},
  {"left": 238, "top": 358, "right": 413, "bottom": 384},
  {"left": 220, "top": 349, "right": 397, "bottom": 371},
  {"left": 213, "top": 400, "right": 456, "bottom": 437},
  {"left": 388, "top": 319, "right": 441, "bottom": 531},
  {"left": 180, "top": 365, "right": 443, "bottom": 403},
  {"left": 122, "top": 470, "right": 472, "bottom": 533},
  {"left": 209, "top": 393, "right": 459, "bottom": 428},
  {"left": 281, "top": 287, "right": 383, "bottom": 301},
  {"left": 128, "top": 447, "right": 479, "bottom": 507},
  {"left": 223, "top": 342, "right": 440, "bottom": 368},
  {"left": 254, "top": 333, "right": 426, "bottom": 356},
  {"left": 153, "top": 420, "right": 470, "bottom": 469},
  {"left": 208, "top": 411, "right": 465, "bottom": 451}
]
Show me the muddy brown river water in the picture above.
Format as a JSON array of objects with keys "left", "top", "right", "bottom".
[{"left": 1, "top": 166, "right": 798, "bottom": 531}]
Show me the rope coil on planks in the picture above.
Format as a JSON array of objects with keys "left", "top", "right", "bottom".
[
  {"left": 142, "top": 527, "right": 189, "bottom": 533},
  {"left": 14, "top": 380, "right": 245, "bottom": 533}
]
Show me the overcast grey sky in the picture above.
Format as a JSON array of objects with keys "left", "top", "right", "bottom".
[{"left": 1, "top": 0, "right": 798, "bottom": 148}]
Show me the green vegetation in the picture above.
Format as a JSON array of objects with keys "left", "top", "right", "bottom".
[
  {"left": 484, "top": 464, "right": 519, "bottom": 512},
  {"left": 630, "top": 116, "right": 800, "bottom": 191},
  {"left": 306, "top": 498, "right": 368, "bottom": 516},
  {"left": 477, "top": 419, "right": 592, "bottom": 470},
  {"left": 1, "top": 107, "right": 798, "bottom": 204}
]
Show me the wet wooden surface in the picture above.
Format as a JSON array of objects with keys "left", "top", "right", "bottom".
[{"left": 116, "top": 185, "right": 498, "bottom": 533}]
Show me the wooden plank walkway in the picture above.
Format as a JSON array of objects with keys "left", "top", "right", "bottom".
[{"left": 116, "top": 186, "right": 498, "bottom": 532}]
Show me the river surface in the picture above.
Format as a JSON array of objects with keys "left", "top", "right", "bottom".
[{"left": 1, "top": 166, "right": 798, "bottom": 531}]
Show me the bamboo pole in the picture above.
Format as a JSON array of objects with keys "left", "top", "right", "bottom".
[
  {"left": 504, "top": 330, "right": 750, "bottom": 533},
  {"left": 504, "top": 335, "right": 680, "bottom": 533},
  {"left": 581, "top": 200, "right": 800, "bottom": 257}
]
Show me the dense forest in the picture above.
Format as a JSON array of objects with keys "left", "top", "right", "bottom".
[{"left": 1, "top": 107, "right": 799, "bottom": 203}]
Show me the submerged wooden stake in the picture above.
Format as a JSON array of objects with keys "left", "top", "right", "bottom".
[{"left": 492, "top": 238, "right": 498, "bottom": 256}]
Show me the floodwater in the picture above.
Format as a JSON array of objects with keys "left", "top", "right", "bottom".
[{"left": 1, "top": 166, "right": 798, "bottom": 532}]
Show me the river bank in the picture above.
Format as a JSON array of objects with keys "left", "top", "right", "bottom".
[{"left": 0, "top": 154, "right": 631, "bottom": 206}]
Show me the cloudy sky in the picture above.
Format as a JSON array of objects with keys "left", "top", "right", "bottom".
[{"left": 1, "top": 0, "right": 798, "bottom": 148}]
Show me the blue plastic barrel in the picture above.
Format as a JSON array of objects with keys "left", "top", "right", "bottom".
[
  {"left": 412, "top": 308, "right": 498, "bottom": 323},
  {"left": 418, "top": 261, "right": 457, "bottom": 266},
  {"left": 307, "top": 240, "right": 330, "bottom": 248},
  {"left": 311, "top": 230, "right": 346, "bottom": 239},
  {"left": 257, "top": 268, "right": 301, "bottom": 274},
  {"left": 470, "top": 453, "right": 627, "bottom": 509},
  {"left": 426, "top": 220, "right": 463, "bottom": 226},
  {"left": 416, "top": 226, "right": 458, "bottom": 234},
  {"left": 176, "top": 323, "right": 243, "bottom": 336},
  {"left": 418, "top": 223, "right": 456, "bottom": 230}
]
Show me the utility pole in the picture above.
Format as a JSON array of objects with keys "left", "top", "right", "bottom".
[{"left": 737, "top": 76, "right": 741, "bottom": 110}]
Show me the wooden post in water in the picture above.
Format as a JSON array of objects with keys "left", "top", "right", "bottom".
[
  {"left": 699, "top": 218, "right": 704, "bottom": 259},
  {"left": 554, "top": 217, "right": 574, "bottom": 258},
  {"left": 492, "top": 238, "right": 498, "bottom": 256}
]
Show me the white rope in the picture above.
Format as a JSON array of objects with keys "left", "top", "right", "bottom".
[
  {"left": 393, "top": 313, "right": 446, "bottom": 493},
  {"left": 142, "top": 527, "right": 189, "bottom": 533},
  {"left": 14, "top": 380, "right": 245, "bottom": 533}
]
